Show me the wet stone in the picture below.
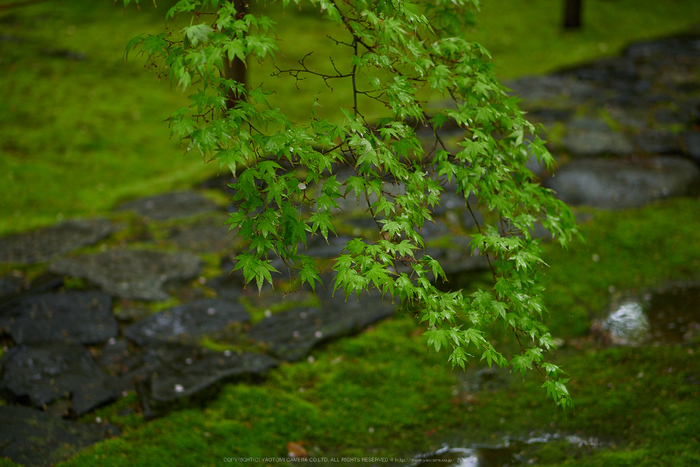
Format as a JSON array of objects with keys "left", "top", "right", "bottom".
[
  {"left": 248, "top": 286, "right": 395, "bottom": 362},
  {"left": 0, "top": 274, "right": 23, "bottom": 299},
  {"left": 303, "top": 234, "right": 352, "bottom": 259},
  {"left": 115, "top": 191, "right": 220, "bottom": 221},
  {"left": 0, "top": 343, "right": 118, "bottom": 416},
  {"left": 0, "top": 405, "right": 109, "bottom": 467},
  {"left": 0, "top": 291, "right": 116, "bottom": 345},
  {"left": 49, "top": 249, "right": 202, "bottom": 301},
  {"left": 424, "top": 235, "right": 489, "bottom": 275},
  {"left": 0, "top": 218, "right": 118, "bottom": 264},
  {"left": 134, "top": 344, "right": 278, "bottom": 417},
  {"left": 124, "top": 299, "right": 250, "bottom": 347},
  {"left": 634, "top": 131, "right": 682, "bottom": 155},
  {"left": 0, "top": 273, "right": 64, "bottom": 309},
  {"left": 505, "top": 75, "right": 596, "bottom": 106},
  {"left": 543, "top": 156, "right": 700, "bottom": 209},
  {"left": 682, "top": 131, "right": 700, "bottom": 163},
  {"left": 200, "top": 172, "right": 236, "bottom": 196},
  {"left": 561, "top": 118, "right": 634, "bottom": 157},
  {"left": 168, "top": 214, "right": 236, "bottom": 253}
]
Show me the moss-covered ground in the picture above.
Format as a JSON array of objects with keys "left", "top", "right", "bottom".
[{"left": 1, "top": 1, "right": 699, "bottom": 466}]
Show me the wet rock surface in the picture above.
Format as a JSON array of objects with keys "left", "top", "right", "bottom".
[
  {"left": 0, "top": 219, "right": 118, "bottom": 264},
  {"left": 124, "top": 299, "right": 250, "bottom": 346},
  {"left": 248, "top": 288, "right": 395, "bottom": 362},
  {"left": 167, "top": 214, "right": 236, "bottom": 253},
  {"left": 0, "top": 291, "right": 116, "bottom": 345},
  {"left": 507, "top": 32, "right": 700, "bottom": 208},
  {"left": 0, "top": 405, "right": 110, "bottom": 467},
  {"left": 49, "top": 249, "right": 202, "bottom": 301},
  {"left": 0, "top": 343, "right": 118, "bottom": 416},
  {"left": 543, "top": 156, "right": 700, "bottom": 209},
  {"left": 561, "top": 117, "right": 634, "bottom": 157},
  {"left": 115, "top": 191, "right": 220, "bottom": 220},
  {"left": 131, "top": 344, "right": 278, "bottom": 419}
]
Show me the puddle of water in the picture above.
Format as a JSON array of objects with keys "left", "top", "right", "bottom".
[
  {"left": 412, "top": 434, "right": 602, "bottom": 466},
  {"left": 602, "top": 285, "right": 700, "bottom": 345},
  {"left": 411, "top": 445, "right": 518, "bottom": 467}
]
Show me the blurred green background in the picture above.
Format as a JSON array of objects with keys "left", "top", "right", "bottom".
[{"left": 1, "top": 0, "right": 700, "bottom": 235}]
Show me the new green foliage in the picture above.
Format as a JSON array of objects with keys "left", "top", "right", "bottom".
[{"left": 124, "top": 0, "right": 579, "bottom": 409}]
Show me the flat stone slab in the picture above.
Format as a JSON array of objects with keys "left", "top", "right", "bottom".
[
  {"left": 561, "top": 118, "right": 634, "bottom": 157},
  {"left": 683, "top": 131, "right": 700, "bottom": 163},
  {"left": 0, "top": 219, "right": 118, "bottom": 264},
  {"left": 543, "top": 156, "right": 700, "bottom": 209},
  {"left": 0, "top": 343, "right": 118, "bottom": 416},
  {"left": 0, "top": 274, "right": 23, "bottom": 299},
  {"left": 423, "top": 235, "right": 490, "bottom": 275},
  {"left": 124, "top": 299, "right": 250, "bottom": 347},
  {"left": 248, "top": 287, "right": 395, "bottom": 361},
  {"left": 132, "top": 344, "right": 278, "bottom": 418},
  {"left": 143, "top": 345, "right": 279, "bottom": 403},
  {"left": 168, "top": 215, "right": 236, "bottom": 253},
  {"left": 0, "top": 405, "right": 109, "bottom": 467},
  {"left": 116, "top": 191, "right": 220, "bottom": 220},
  {"left": 49, "top": 249, "right": 202, "bottom": 301},
  {"left": 0, "top": 291, "right": 116, "bottom": 345}
]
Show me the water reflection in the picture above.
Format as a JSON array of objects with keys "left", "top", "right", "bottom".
[
  {"left": 603, "top": 300, "right": 650, "bottom": 344},
  {"left": 602, "top": 284, "right": 700, "bottom": 345},
  {"left": 412, "top": 434, "right": 602, "bottom": 466}
]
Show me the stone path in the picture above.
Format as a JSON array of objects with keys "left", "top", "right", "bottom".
[{"left": 1, "top": 31, "right": 699, "bottom": 466}]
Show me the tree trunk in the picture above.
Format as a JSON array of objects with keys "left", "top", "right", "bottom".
[
  {"left": 223, "top": 0, "right": 249, "bottom": 109},
  {"left": 563, "top": 0, "right": 583, "bottom": 30}
]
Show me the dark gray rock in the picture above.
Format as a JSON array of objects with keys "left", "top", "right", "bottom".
[
  {"left": 132, "top": 344, "right": 278, "bottom": 418},
  {"left": 49, "top": 249, "right": 202, "bottom": 301},
  {"left": 168, "top": 214, "right": 236, "bottom": 253},
  {"left": 0, "top": 291, "right": 116, "bottom": 345},
  {"left": 0, "top": 344, "right": 118, "bottom": 416},
  {"left": 424, "top": 235, "right": 490, "bottom": 275},
  {"left": 682, "top": 131, "right": 700, "bottom": 163},
  {"left": 0, "top": 405, "right": 109, "bottom": 467},
  {"left": 304, "top": 234, "right": 352, "bottom": 259},
  {"left": 415, "top": 218, "right": 450, "bottom": 243},
  {"left": 634, "top": 131, "right": 682, "bottom": 155},
  {"left": 0, "top": 219, "right": 118, "bottom": 264},
  {"left": 146, "top": 345, "right": 278, "bottom": 402},
  {"left": 0, "top": 274, "right": 23, "bottom": 299},
  {"left": 561, "top": 118, "right": 634, "bottom": 157},
  {"left": 543, "top": 156, "right": 700, "bottom": 209},
  {"left": 248, "top": 287, "right": 395, "bottom": 361},
  {"left": 654, "top": 108, "right": 690, "bottom": 125},
  {"left": 124, "top": 299, "right": 250, "bottom": 347},
  {"left": 0, "top": 273, "right": 64, "bottom": 309},
  {"left": 116, "top": 191, "right": 220, "bottom": 221},
  {"left": 208, "top": 267, "right": 245, "bottom": 302},
  {"left": 625, "top": 36, "right": 700, "bottom": 59},
  {"left": 505, "top": 75, "right": 596, "bottom": 106},
  {"left": 200, "top": 172, "right": 236, "bottom": 196}
]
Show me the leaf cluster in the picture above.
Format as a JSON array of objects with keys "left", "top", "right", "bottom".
[{"left": 124, "top": 0, "right": 579, "bottom": 411}]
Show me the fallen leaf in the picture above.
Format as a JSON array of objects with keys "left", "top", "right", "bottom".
[{"left": 287, "top": 441, "right": 308, "bottom": 458}]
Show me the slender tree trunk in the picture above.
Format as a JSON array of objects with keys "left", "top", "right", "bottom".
[
  {"left": 563, "top": 0, "right": 583, "bottom": 30},
  {"left": 223, "top": 0, "right": 249, "bottom": 110}
]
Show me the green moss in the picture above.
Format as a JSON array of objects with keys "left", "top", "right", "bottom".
[{"left": 542, "top": 199, "right": 700, "bottom": 339}]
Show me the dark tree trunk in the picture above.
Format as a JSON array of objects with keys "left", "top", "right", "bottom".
[
  {"left": 563, "top": 0, "right": 583, "bottom": 30},
  {"left": 223, "top": 0, "right": 249, "bottom": 110}
]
